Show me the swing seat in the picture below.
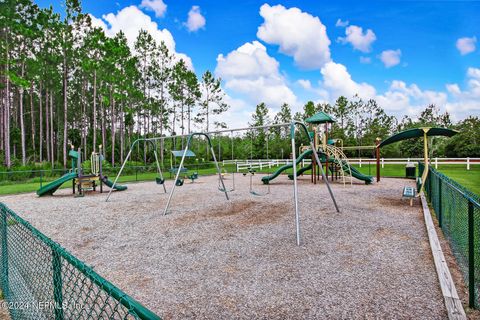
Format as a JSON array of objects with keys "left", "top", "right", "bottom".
[
  {"left": 156, "top": 177, "right": 165, "bottom": 185},
  {"left": 188, "top": 172, "right": 198, "bottom": 182},
  {"left": 175, "top": 179, "right": 184, "bottom": 186}
]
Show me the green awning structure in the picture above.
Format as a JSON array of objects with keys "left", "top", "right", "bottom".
[
  {"left": 378, "top": 127, "right": 458, "bottom": 148},
  {"left": 171, "top": 150, "right": 196, "bottom": 157},
  {"left": 305, "top": 111, "right": 336, "bottom": 124},
  {"left": 378, "top": 127, "right": 458, "bottom": 196}
]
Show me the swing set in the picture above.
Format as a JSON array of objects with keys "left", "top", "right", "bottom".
[{"left": 105, "top": 121, "right": 340, "bottom": 246}]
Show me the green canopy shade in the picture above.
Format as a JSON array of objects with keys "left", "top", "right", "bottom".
[
  {"left": 378, "top": 127, "right": 458, "bottom": 148},
  {"left": 305, "top": 111, "right": 336, "bottom": 124},
  {"left": 171, "top": 150, "right": 196, "bottom": 157}
]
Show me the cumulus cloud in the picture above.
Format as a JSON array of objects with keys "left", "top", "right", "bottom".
[
  {"left": 256, "top": 4, "right": 331, "bottom": 69},
  {"left": 139, "top": 0, "right": 167, "bottom": 18},
  {"left": 320, "top": 62, "right": 376, "bottom": 100},
  {"left": 91, "top": 6, "right": 192, "bottom": 69},
  {"left": 444, "top": 67, "right": 480, "bottom": 119},
  {"left": 215, "top": 41, "right": 297, "bottom": 107},
  {"left": 297, "top": 79, "right": 312, "bottom": 90},
  {"left": 380, "top": 49, "right": 401, "bottom": 68},
  {"left": 375, "top": 81, "right": 448, "bottom": 117},
  {"left": 184, "top": 6, "right": 206, "bottom": 32},
  {"left": 456, "top": 36, "right": 477, "bottom": 55},
  {"left": 335, "top": 19, "right": 349, "bottom": 27},
  {"left": 338, "top": 25, "right": 376, "bottom": 53}
]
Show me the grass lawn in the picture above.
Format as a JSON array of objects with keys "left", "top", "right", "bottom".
[
  {"left": 0, "top": 165, "right": 237, "bottom": 196},
  {"left": 1, "top": 163, "right": 478, "bottom": 197}
]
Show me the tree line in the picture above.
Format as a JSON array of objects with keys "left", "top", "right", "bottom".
[
  {"left": 1, "top": 0, "right": 228, "bottom": 170},
  {"left": 1, "top": 0, "right": 479, "bottom": 172}
]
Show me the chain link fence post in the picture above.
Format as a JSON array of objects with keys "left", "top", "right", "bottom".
[
  {"left": 1, "top": 212, "right": 8, "bottom": 298},
  {"left": 438, "top": 178, "right": 442, "bottom": 227},
  {"left": 52, "top": 250, "right": 64, "bottom": 320},
  {"left": 469, "top": 200, "right": 475, "bottom": 308}
]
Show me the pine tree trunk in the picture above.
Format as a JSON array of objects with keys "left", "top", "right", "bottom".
[
  {"left": 50, "top": 93, "right": 54, "bottom": 167},
  {"left": 19, "top": 62, "right": 26, "bottom": 165},
  {"left": 63, "top": 56, "right": 68, "bottom": 168},
  {"left": 120, "top": 101, "right": 124, "bottom": 163},
  {"left": 101, "top": 97, "right": 106, "bottom": 153},
  {"left": 30, "top": 82, "right": 35, "bottom": 162},
  {"left": 93, "top": 69, "right": 97, "bottom": 152},
  {"left": 110, "top": 87, "right": 115, "bottom": 165},
  {"left": 45, "top": 90, "right": 50, "bottom": 163},
  {"left": 39, "top": 82, "right": 43, "bottom": 162},
  {"left": 4, "top": 33, "right": 11, "bottom": 168}
]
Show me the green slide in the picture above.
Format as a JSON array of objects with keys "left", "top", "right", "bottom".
[
  {"left": 288, "top": 164, "right": 312, "bottom": 180},
  {"left": 36, "top": 172, "right": 77, "bottom": 196},
  {"left": 261, "top": 149, "right": 313, "bottom": 184},
  {"left": 101, "top": 176, "right": 127, "bottom": 191},
  {"left": 337, "top": 160, "right": 374, "bottom": 184}
]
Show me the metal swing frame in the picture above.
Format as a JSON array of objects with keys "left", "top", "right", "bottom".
[
  {"left": 163, "top": 132, "right": 228, "bottom": 215},
  {"left": 105, "top": 139, "right": 166, "bottom": 202},
  {"left": 218, "top": 168, "right": 235, "bottom": 192},
  {"left": 103, "top": 121, "right": 339, "bottom": 246}
]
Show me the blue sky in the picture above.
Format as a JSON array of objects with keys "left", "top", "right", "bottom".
[{"left": 38, "top": 0, "right": 480, "bottom": 126}]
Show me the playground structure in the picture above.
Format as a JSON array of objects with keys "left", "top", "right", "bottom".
[
  {"left": 106, "top": 121, "right": 340, "bottom": 246},
  {"left": 261, "top": 111, "right": 374, "bottom": 186},
  {"left": 36, "top": 145, "right": 127, "bottom": 197}
]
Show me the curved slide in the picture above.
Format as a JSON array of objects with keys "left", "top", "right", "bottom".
[
  {"left": 101, "top": 176, "right": 127, "bottom": 191},
  {"left": 288, "top": 164, "right": 312, "bottom": 180},
  {"left": 282, "top": 157, "right": 374, "bottom": 185},
  {"left": 36, "top": 172, "right": 77, "bottom": 196},
  {"left": 261, "top": 149, "right": 313, "bottom": 184}
]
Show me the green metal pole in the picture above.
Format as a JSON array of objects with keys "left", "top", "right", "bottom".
[
  {"left": 52, "top": 250, "right": 64, "bottom": 319},
  {"left": 468, "top": 200, "right": 475, "bottom": 308},
  {"left": 438, "top": 178, "right": 442, "bottom": 228},
  {"left": 1, "top": 211, "right": 8, "bottom": 298}
]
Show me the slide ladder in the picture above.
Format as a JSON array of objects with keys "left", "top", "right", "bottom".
[{"left": 325, "top": 145, "right": 353, "bottom": 187}]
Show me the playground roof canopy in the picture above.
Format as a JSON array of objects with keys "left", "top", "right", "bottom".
[
  {"left": 305, "top": 111, "right": 336, "bottom": 124},
  {"left": 378, "top": 127, "right": 458, "bottom": 148},
  {"left": 171, "top": 150, "right": 196, "bottom": 157}
]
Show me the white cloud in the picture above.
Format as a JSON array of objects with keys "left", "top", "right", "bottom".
[
  {"left": 359, "top": 56, "right": 371, "bottom": 64},
  {"left": 139, "top": 0, "right": 167, "bottom": 18},
  {"left": 184, "top": 6, "right": 206, "bottom": 32},
  {"left": 256, "top": 4, "right": 331, "bottom": 69},
  {"left": 335, "top": 19, "right": 349, "bottom": 27},
  {"left": 320, "top": 62, "right": 376, "bottom": 100},
  {"left": 444, "top": 67, "right": 480, "bottom": 119},
  {"left": 297, "top": 79, "right": 312, "bottom": 90},
  {"left": 91, "top": 6, "right": 193, "bottom": 69},
  {"left": 376, "top": 81, "right": 448, "bottom": 117},
  {"left": 456, "top": 36, "right": 477, "bottom": 55},
  {"left": 215, "top": 41, "right": 297, "bottom": 108},
  {"left": 379, "top": 49, "right": 401, "bottom": 68},
  {"left": 338, "top": 25, "right": 376, "bottom": 53}
]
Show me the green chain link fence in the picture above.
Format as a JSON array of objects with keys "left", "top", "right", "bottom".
[
  {"left": 0, "top": 203, "right": 161, "bottom": 319},
  {"left": 420, "top": 163, "right": 480, "bottom": 308}
]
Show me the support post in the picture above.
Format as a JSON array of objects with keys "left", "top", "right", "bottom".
[
  {"left": 468, "top": 200, "right": 475, "bottom": 308},
  {"left": 438, "top": 178, "right": 442, "bottom": 228},
  {"left": 467, "top": 157, "right": 470, "bottom": 171},
  {"left": 291, "top": 135, "right": 301, "bottom": 246},
  {"left": 52, "top": 249, "right": 64, "bottom": 320},
  {"left": 1, "top": 211, "right": 8, "bottom": 298},
  {"left": 375, "top": 138, "right": 381, "bottom": 183}
]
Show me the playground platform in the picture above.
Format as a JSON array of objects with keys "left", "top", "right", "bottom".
[{"left": 0, "top": 176, "right": 452, "bottom": 319}]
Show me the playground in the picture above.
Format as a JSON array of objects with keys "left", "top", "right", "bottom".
[
  {"left": 0, "top": 117, "right": 477, "bottom": 319},
  {"left": 1, "top": 175, "right": 448, "bottom": 318}
]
